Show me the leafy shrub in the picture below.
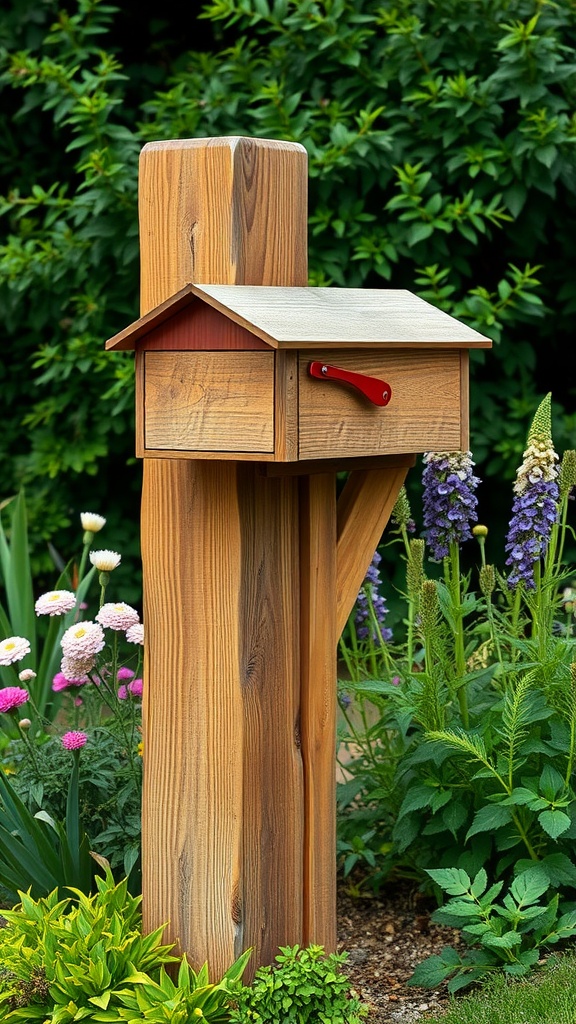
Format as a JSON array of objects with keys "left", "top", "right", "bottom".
[
  {"left": 0, "top": 869, "right": 176, "bottom": 1021},
  {"left": 228, "top": 944, "right": 367, "bottom": 1024},
  {"left": 0, "top": 869, "right": 249, "bottom": 1023},
  {"left": 409, "top": 865, "right": 576, "bottom": 992},
  {"left": 1, "top": 0, "right": 576, "bottom": 565},
  {"left": 338, "top": 395, "right": 576, "bottom": 920}
]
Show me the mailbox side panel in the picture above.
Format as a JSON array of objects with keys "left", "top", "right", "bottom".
[{"left": 297, "top": 349, "right": 464, "bottom": 459}]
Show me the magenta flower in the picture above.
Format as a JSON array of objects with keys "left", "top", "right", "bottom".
[
  {"left": 117, "top": 666, "right": 135, "bottom": 681},
  {"left": 118, "top": 678, "right": 143, "bottom": 700},
  {"left": 61, "top": 731, "right": 88, "bottom": 750},
  {"left": 52, "top": 671, "right": 88, "bottom": 692},
  {"left": 0, "top": 687, "right": 29, "bottom": 714}
]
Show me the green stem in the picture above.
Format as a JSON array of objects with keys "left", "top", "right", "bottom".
[{"left": 449, "top": 543, "right": 469, "bottom": 729}]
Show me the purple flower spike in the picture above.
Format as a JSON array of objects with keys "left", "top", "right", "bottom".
[
  {"left": 422, "top": 451, "right": 480, "bottom": 561},
  {"left": 505, "top": 394, "right": 559, "bottom": 589},
  {"left": 355, "top": 551, "right": 393, "bottom": 643}
]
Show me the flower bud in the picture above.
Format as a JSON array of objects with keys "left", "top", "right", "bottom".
[{"left": 479, "top": 564, "right": 496, "bottom": 597}]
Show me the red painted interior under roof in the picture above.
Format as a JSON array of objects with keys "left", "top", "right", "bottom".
[{"left": 138, "top": 301, "right": 270, "bottom": 351}]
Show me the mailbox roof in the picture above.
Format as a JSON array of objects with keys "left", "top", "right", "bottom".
[{"left": 106, "top": 283, "right": 492, "bottom": 351}]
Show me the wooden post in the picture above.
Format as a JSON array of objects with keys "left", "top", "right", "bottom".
[{"left": 139, "top": 137, "right": 409, "bottom": 977}]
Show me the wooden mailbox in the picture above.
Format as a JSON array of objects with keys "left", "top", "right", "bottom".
[
  {"left": 107, "top": 283, "right": 487, "bottom": 461},
  {"left": 106, "top": 136, "right": 491, "bottom": 982}
]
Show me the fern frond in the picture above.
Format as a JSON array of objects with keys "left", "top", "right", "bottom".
[{"left": 424, "top": 729, "right": 503, "bottom": 786}]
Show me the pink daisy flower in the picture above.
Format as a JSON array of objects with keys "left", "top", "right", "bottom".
[
  {"left": 125, "top": 623, "right": 144, "bottom": 646},
  {"left": 35, "top": 590, "right": 76, "bottom": 616},
  {"left": 61, "top": 621, "right": 105, "bottom": 660},
  {"left": 96, "top": 602, "right": 140, "bottom": 631},
  {"left": 0, "top": 636, "right": 31, "bottom": 666}
]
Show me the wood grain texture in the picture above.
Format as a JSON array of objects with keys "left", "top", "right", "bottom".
[
  {"left": 139, "top": 137, "right": 310, "bottom": 978},
  {"left": 298, "top": 350, "right": 462, "bottom": 459},
  {"left": 299, "top": 474, "right": 337, "bottom": 948},
  {"left": 141, "top": 460, "right": 245, "bottom": 974},
  {"left": 139, "top": 138, "right": 308, "bottom": 311},
  {"left": 143, "top": 351, "right": 274, "bottom": 453},
  {"left": 193, "top": 284, "right": 492, "bottom": 347},
  {"left": 107, "top": 280, "right": 492, "bottom": 352},
  {"left": 262, "top": 454, "right": 416, "bottom": 477},
  {"left": 460, "top": 350, "right": 470, "bottom": 450},
  {"left": 336, "top": 467, "right": 410, "bottom": 636},
  {"left": 237, "top": 467, "right": 304, "bottom": 965},
  {"left": 274, "top": 350, "right": 298, "bottom": 461}
]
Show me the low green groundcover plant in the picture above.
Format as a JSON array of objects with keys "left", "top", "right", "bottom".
[
  {"left": 228, "top": 944, "right": 367, "bottom": 1024},
  {"left": 0, "top": 868, "right": 250, "bottom": 1023},
  {"left": 409, "top": 865, "right": 576, "bottom": 992}
]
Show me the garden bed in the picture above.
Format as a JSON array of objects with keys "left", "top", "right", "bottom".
[{"left": 338, "top": 881, "right": 455, "bottom": 1023}]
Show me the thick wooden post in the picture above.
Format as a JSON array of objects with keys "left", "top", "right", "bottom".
[
  {"left": 139, "top": 137, "right": 409, "bottom": 978},
  {"left": 139, "top": 138, "right": 335, "bottom": 977}
]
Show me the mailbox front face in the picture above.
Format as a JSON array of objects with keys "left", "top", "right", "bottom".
[
  {"left": 297, "top": 349, "right": 468, "bottom": 460},
  {"left": 141, "top": 351, "right": 275, "bottom": 455},
  {"left": 137, "top": 345, "right": 468, "bottom": 461}
]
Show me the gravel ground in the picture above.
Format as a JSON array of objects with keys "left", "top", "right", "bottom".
[{"left": 337, "top": 880, "right": 460, "bottom": 1023}]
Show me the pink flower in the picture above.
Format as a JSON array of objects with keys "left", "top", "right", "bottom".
[
  {"left": 0, "top": 636, "right": 31, "bottom": 666},
  {"left": 52, "top": 671, "right": 88, "bottom": 692},
  {"left": 18, "top": 669, "right": 37, "bottom": 682},
  {"left": 60, "top": 655, "right": 95, "bottom": 680},
  {"left": 125, "top": 623, "right": 144, "bottom": 646},
  {"left": 96, "top": 602, "right": 140, "bottom": 631},
  {"left": 61, "top": 621, "right": 105, "bottom": 659},
  {"left": 35, "top": 590, "right": 76, "bottom": 616},
  {"left": 117, "top": 678, "right": 143, "bottom": 700},
  {"left": 61, "top": 730, "right": 88, "bottom": 750},
  {"left": 117, "top": 666, "right": 135, "bottom": 681},
  {"left": 0, "top": 687, "right": 30, "bottom": 714}
]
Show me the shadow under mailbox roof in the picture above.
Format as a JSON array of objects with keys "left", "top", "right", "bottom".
[{"left": 105, "top": 283, "right": 493, "bottom": 351}]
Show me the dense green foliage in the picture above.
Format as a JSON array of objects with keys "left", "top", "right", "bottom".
[
  {"left": 0, "top": 871, "right": 240, "bottom": 1023},
  {"left": 410, "top": 865, "right": 576, "bottom": 991},
  {"left": 337, "top": 396, "right": 576, "bottom": 987},
  {"left": 1, "top": 0, "right": 576, "bottom": 568},
  {"left": 228, "top": 944, "right": 367, "bottom": 1024}
]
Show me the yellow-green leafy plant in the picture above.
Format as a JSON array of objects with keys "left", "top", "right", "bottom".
[{"left": 0, "top": 868, "right": 248, "bottom": 1023}]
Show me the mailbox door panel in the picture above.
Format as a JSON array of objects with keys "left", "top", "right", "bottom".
[
  {"left": 298, "top": 350, "right": 465, "bottom": 459},
  {"left": 144, "top": 351, "right": 275, "bottom": 453}
]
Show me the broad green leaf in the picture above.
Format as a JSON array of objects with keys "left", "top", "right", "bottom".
[
  {"left": 510, "top": 867, "right": 550, "bottom": 907},
  {"left": 426, "top": 867, "right": 471, "bottom": 896},
  {"left": 539, "top": 765, "right": 565, "bottom": 801},
  {"left": 538, "top": 809, "right": 571, "bottom": 840},
  {"left": 466, "top": 804, "right": 512, "bottom": 842},
  {"left": 408, "top": 950, "right": 461, "bottom": 988}
]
